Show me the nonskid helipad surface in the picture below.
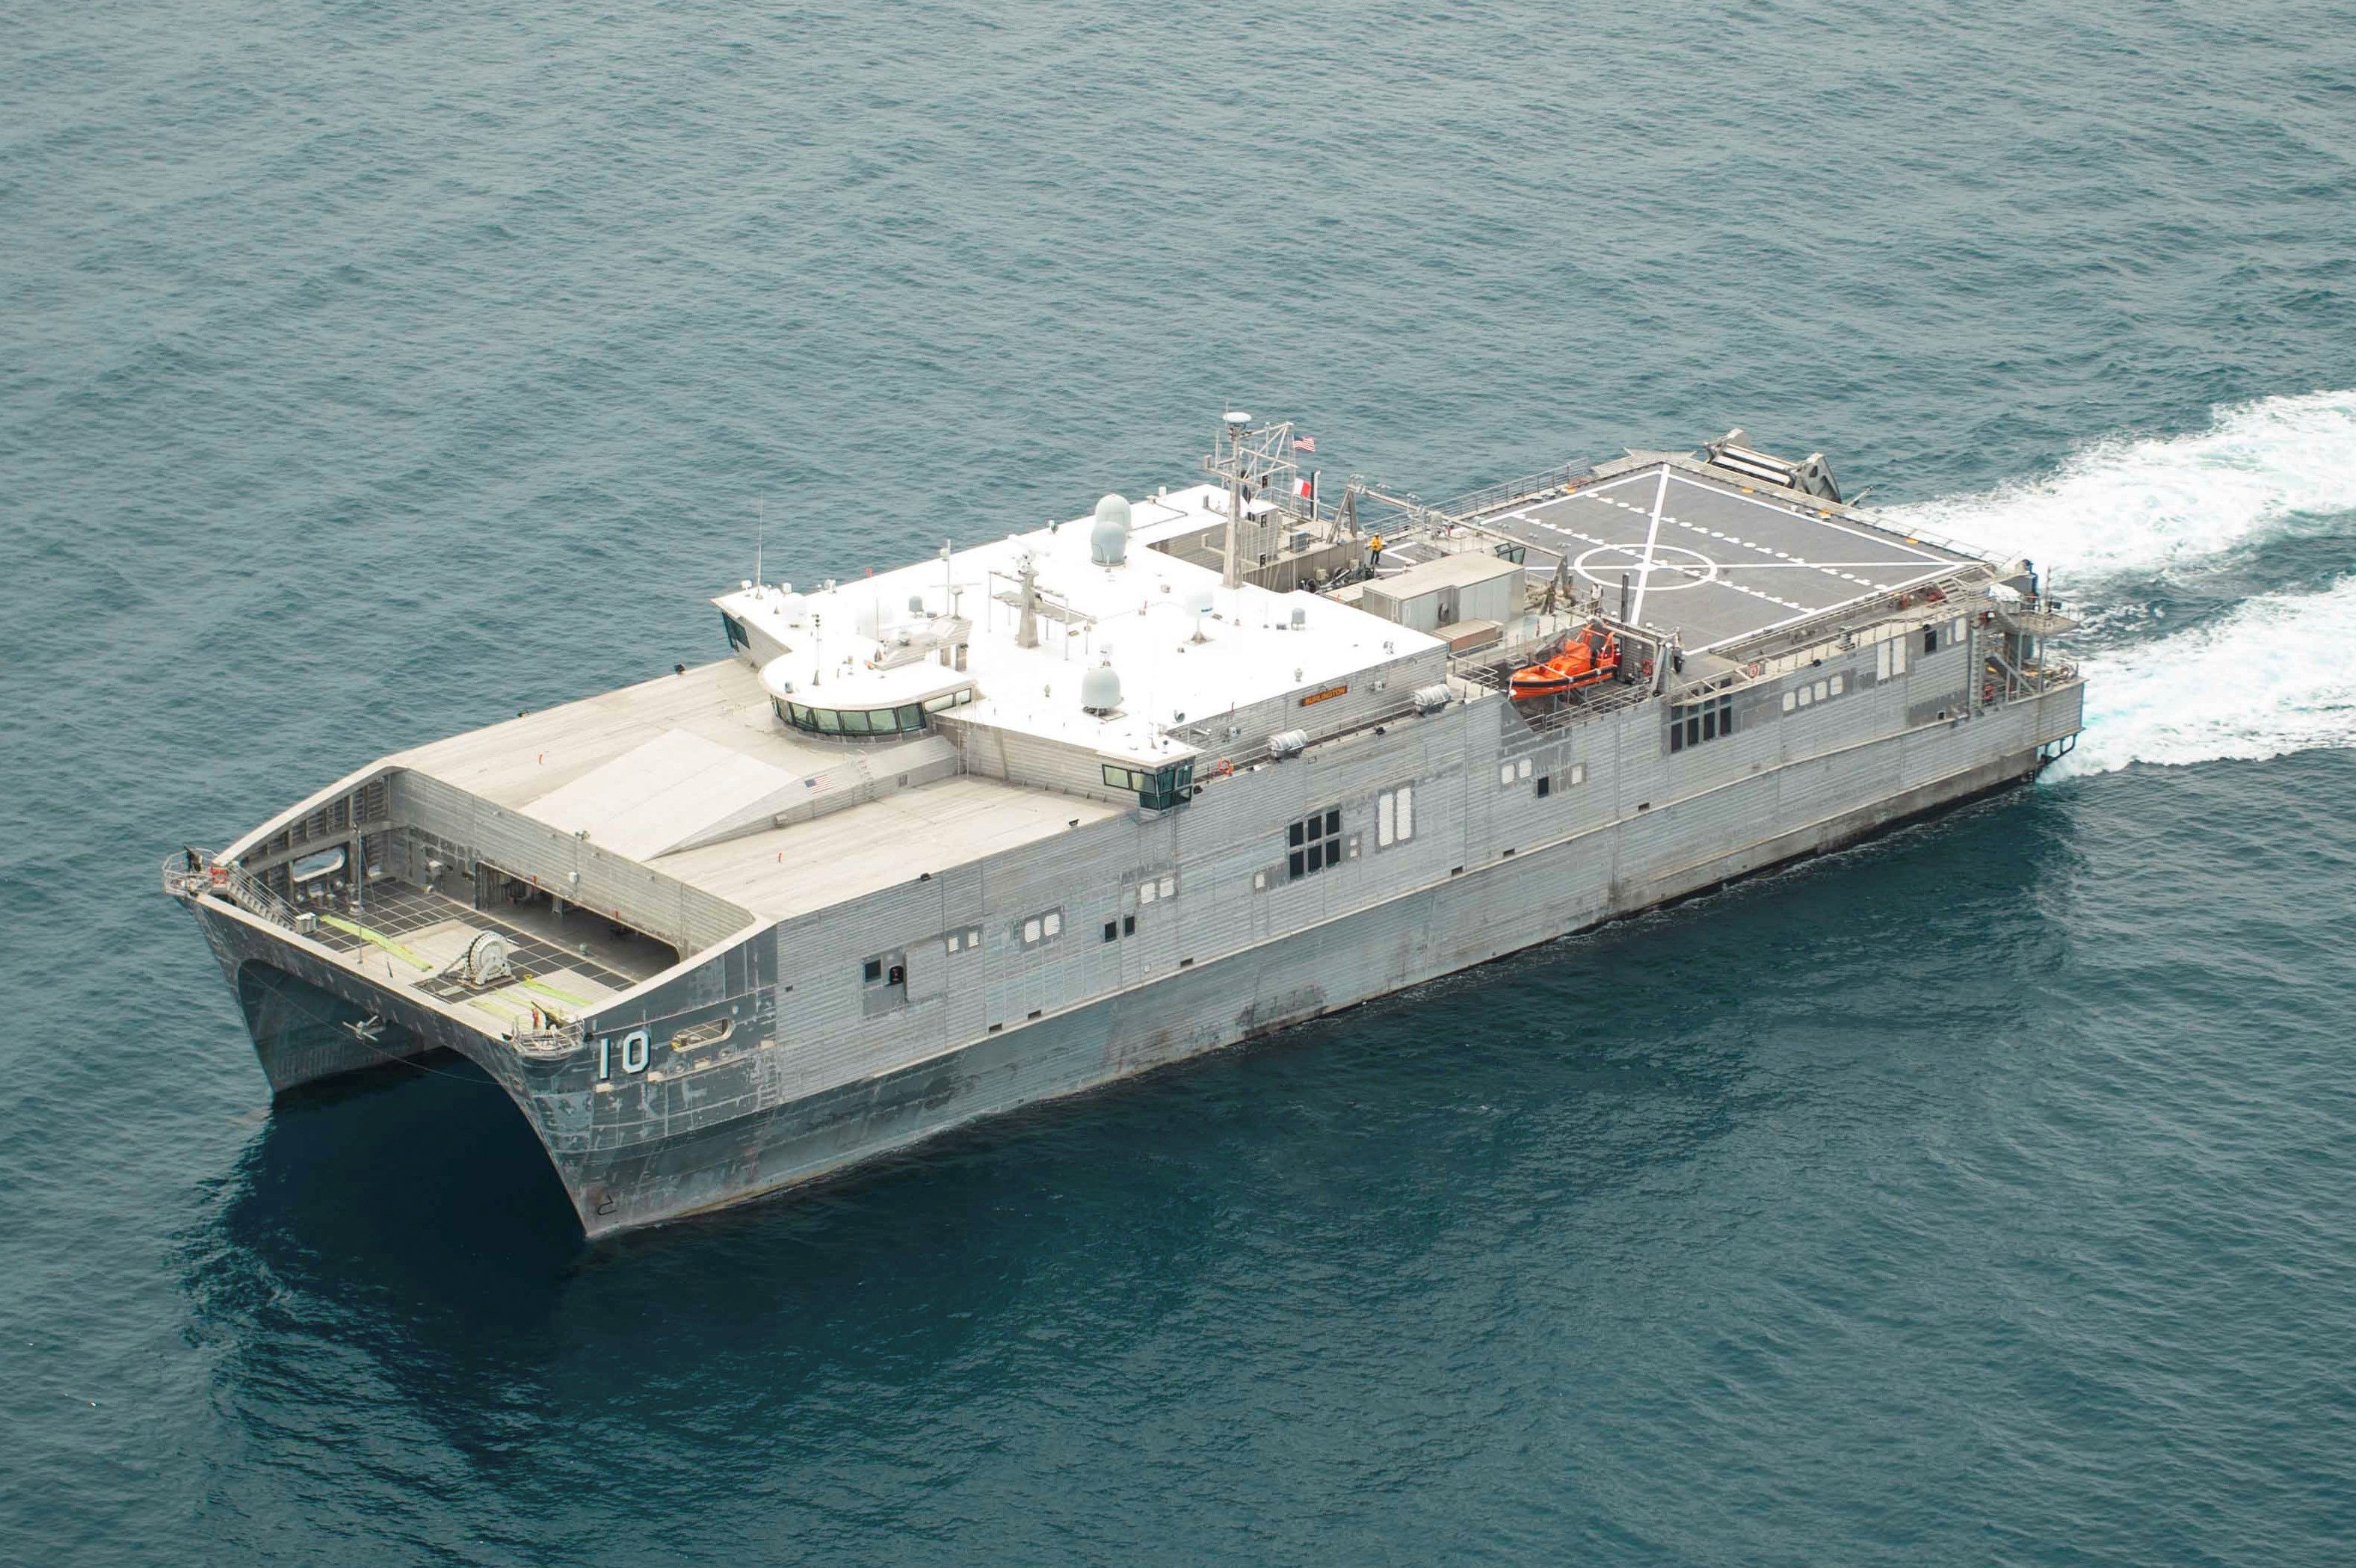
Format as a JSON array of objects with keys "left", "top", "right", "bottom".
[{"left": 1483, "top": 465, "right": 1978, "bottom": 652}]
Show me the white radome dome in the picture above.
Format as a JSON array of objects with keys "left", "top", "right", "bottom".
[
  {"left": 1090, "top": 493, "right": 1132, "bottom": 566},
  {"left": 1080, "top": 661, "right": 1123, "bottom": 715}
]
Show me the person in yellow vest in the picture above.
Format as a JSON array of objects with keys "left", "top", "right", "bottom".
[{"left": 1369, "top": 532, "right": 1384, "bottom": 570}]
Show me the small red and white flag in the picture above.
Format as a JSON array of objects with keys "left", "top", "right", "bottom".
[
  {"left": 1295, "top": 475, "right": 1313, "bottom": 499},
  {"left": 1294, "top": 436, "right": 1316, "bottom": 453}
]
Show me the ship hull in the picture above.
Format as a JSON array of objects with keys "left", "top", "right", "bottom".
[
  {"left": 188, "top": 708, "right": 2067, "bottom": 1239},
  {"left": 555, "top": 735, "right": 2053, "bottom": 1237}
]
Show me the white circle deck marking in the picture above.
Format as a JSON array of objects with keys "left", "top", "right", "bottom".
[{"left": 1573, "top": 542, "right": 1719, "bottom": 592}]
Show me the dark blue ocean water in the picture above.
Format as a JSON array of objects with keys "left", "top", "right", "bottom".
[{"left": 7, "top": 1, "right": 2356, "bottom": 1562}]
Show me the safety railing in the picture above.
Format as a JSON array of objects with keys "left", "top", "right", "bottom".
[
  {"left": 1169, "top": 688, "right": 1454, "bottom": 788},
  {"left": 160, "top": 851, "right": 214, "bottom": 901},
  {"left": 223, "top": 862, "right": 300, "bottom": 930},
  {"left": 1981, "top": 642, "right": 2079, "bottom": 706},
  {"left": 508, "top": 1018, "right": 586, "bottom": 1061},
  {"left": 1455, "top": 638, "right": 1664, "bottom": 731},
  {"left": 162, "top": 850, "right": 303, "bottom": 930},
  {"left": 1516, "top": 679, "right": 1660, "bottom": 735},
  {"left": 1429, "top": 461, "right": 1597, "bottom": 525}
]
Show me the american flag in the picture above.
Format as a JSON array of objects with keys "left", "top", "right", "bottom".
[{"left": 1294, "top": 436, "right": 1316, "bottom": 453}]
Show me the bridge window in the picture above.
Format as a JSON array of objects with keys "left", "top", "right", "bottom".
[
  {"left": 777, "top": 688, "right": 972, "bottom": 738},
  {"left": 1103, "top": 759, "right": 1196, "bottom": 809}
]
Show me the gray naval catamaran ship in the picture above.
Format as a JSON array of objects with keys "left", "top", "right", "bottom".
[{"left": 166, "top": 419, "right": 2083, "bottom": 1237}]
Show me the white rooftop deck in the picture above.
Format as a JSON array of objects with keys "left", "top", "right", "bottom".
[{"left": 717, "top": 484, "right": 1443, "bottom": 765}]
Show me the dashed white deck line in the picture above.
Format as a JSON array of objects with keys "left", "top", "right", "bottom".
[
  {"left": 1701, "top": 583, "right": 1931, "bottom": 652},
  {"left": 1691, "top": 577, "right": 1808, "bottom": 611},
  {"left": 1663, "top": 471, "right": 1957, "bottom": 566},
  {"left": 1503, "top": 511, "right": 1626, "bottom": 555},
  {"left": 1660, "top": 509, "right": 1916, "bottom": 590}
]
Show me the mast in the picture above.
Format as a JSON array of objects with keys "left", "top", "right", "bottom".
[
  {"left": 1017, "top": 549, "right": 1040, "bottom": 649},
  {"left": 1221, "top": 411, "right": 1248, "bottom": 590}
]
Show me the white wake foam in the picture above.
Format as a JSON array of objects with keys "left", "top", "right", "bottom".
[
  {"left": 2053, "top": 576, "right": 2356, "bottom": 777},
  {"left": 1881, "top": 389, "right": 2356, "bottom": 581}
]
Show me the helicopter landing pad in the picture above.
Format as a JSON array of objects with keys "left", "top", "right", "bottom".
[{"left": 1481, "top": 464, "right": 1979, "bottom": 652}]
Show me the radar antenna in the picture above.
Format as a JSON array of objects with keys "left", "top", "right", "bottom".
[{"left": 1206, "top": 412, "right": 1309, "bottom": 589}]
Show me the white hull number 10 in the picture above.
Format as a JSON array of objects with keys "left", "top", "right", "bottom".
[{"left": 596, "top": 1029, "right": 650, "bottom": 1079}]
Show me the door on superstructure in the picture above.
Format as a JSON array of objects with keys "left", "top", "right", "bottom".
[
  {"left": 904, "top": 936, "right": 947, "bottom": 1006},
  {"left": 1123, "top": 873, "right": 1179, "bottom": 990}
]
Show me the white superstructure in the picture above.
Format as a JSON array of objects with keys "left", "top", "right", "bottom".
[{"left": 718, "top": 483, "right": 1447, "bottom": 777}]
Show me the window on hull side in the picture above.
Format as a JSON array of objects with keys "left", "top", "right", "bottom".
[
  {"left": 1668, "top": 694, "right": 1735, "bottom": 753},
  {"left": 1288, "top": 807, "right": 1342, "bottom": 880},
  {"left": 1377, "top": 785, "right": 1416, "bottom": 847}
]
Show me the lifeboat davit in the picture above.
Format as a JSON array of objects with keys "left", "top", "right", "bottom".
[{"left": 1510, "top": 623, "right": 1620, "bottom": 700}]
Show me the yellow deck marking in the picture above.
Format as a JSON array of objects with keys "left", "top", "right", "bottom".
[
  {"left": 317, "top": 915, "right": 434, "bottom": 972},
  {"left": 516, "top": 974, "right": 590, "bottom": 1007}
]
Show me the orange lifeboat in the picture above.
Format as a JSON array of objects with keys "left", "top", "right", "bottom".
[{"left": 1511, "top": 623, "right": 1620, "bottom": 700}]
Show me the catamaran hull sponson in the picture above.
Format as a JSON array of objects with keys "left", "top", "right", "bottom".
[{"left": 189, "top": 704, "right": 2069, "bottom": 1239}]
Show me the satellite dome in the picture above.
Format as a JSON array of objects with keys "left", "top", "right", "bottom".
[
  {"left": 1090, "top": 494, "right": 1132, "bottom": 566},
  {"left": 1080, "top": 661, "right": 1123, "bottom": 716}
]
